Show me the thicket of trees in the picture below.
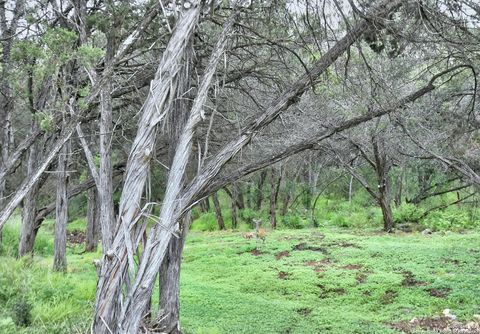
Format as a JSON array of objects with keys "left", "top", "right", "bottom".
[{"left": 0, "top": 0, "right": 479, "bottom": 333}]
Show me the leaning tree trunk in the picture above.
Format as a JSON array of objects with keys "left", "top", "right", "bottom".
[
  {"left": 379, "top": 195, "right": 394, "bottom": 232},
  {"left": 94, "top": 2, "right": 401, "bottom": 331},
  {"left": 18, "top": 145, "right": 41, "bottom": 256},
  {"left": 85, "top": 188, "right": 100, "bottom": 252},
  {"left": 92, "top": 7, "right": 204, "bottom": 333},
  {"left": 156, "top": 217, "right": 189, "bottom": 334},
  {"left": 156, "top": 25, "right": 194, "bottom": 332},
  {"left": 53, "top": 140, "right": 70, "bottom": 271},
  {"left": 212, "top": 192, "right": 225, "bottom": 230}
]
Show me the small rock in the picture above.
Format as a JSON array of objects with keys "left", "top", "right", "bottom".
[
  {"left": 409, "top": 317, "right": 418, "bottom": 323},
  {"left": 421, "top": 229, "right": 432, "bottom": 236},
  {"left": 466, "top": 321, "right": 479, "bottom": 329},
  {"left": 443, "top": 308, "right": 457, "bottom": 320}
]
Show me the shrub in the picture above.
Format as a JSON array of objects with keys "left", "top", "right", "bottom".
[
  {"left": 191, "top": 213, "right": 218, "bottom": 232},
  {"left": 280, "top": 213, "right": 307, "bottom": 229},
  {"left": 0, "top": 317, "right": 16, "bottom": 333},
  {"left": 239, "top": 208, "right": 256, "bottom": 226},
  {"left": 393, "top": 204, "right": 424, "bottom": 225},
  {"left": 11, "top": 297, "right": 32, "bottom": 327},
  {"left": 421, "top": 207, "right": 480, "bottom": 231}
]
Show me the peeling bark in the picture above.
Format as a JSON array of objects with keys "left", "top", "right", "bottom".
[{"left": 53, "top": 140, "right": 70, "bottom": 271}]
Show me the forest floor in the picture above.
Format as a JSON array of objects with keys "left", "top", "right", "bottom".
[{"left": 1, "top": 217, "right": 480, "bottom": 333}]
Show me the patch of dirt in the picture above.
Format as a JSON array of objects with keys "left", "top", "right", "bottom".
[
  {"left": 292, "top": 243, "right": 329, "bottom": 254},
  {"left": 391, "top": 316, "right": 480, "bottom": 334},
  {"left": 250, "top": 249, "right": 263, "bottom": 256},
  {"left": 275, "top": 251, "right": 290, "bottom": 260},
  {"left": 295, "top": 307, "right": 312, "bottom": 316},
  {"left": 341, "top": 264, "right": 363, "bottom": 270},
  {"left": 67, "top": 230, "right": 85, "bottom": 244},
  {"left": 355, "top": 272, "right": 368, "bottom": 284},
  {"left": 400, "top": 270, "right": 427, "bottom": 287},
  {"left": 304, "top": 260, "right": 318, "bottom": 266},
  {"left": 444, "top": 258, "right": 465, "bottom": 266},
  {"left": 278, "top": 271, "right": 289, "bottom": 280},
  {"left": 317, "top": 284, "right": 346, "bottom": 298},
  {"left": 304, "top": 258, "right": 334, "bottom": 272},
  {"left": 427, "top": 287, "right": 451, "bottom": 298},
  {"left": 328, "top": 241, "right": 361, "bottom": 249},
  {"left": 380, "top": 289, "right": 398, "bottom": 305},
  {"left": 311, "top": 232, "right": 326, "bottom": 240}
]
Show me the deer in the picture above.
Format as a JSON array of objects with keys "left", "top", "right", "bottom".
[{"left": 242, "top": 219, "right": 267, "bottom": 245}]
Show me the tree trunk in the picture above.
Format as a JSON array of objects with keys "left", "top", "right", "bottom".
[
  {"left": 97, "top": 28, "right": 116, "bottom": 251},
  {"left": 230, "top": 185, "right": 238, "bottom": 229},
  {"left": 212, "top": 192, "right": 225, "bottom": 230},
  {"left": 53, "top": 140, "right": 70, "bottom": 271},
  {"left": 372, "top": 137, "right": 394, "bottom": 232},
  {"left": 269, "top": 169, "right": 282, "bottom": 229},
  {"left": 86, "top": 188, "right": 100, "bottom": 252},
  {"left": 156, "top": 220, "right": 188, "bottom": 334},
  {"left": 394, "top": 171, "right": 403, "bottom": 207},
  {"left": 18, "top": 122, "right": 41, "bottom": 257},
  {"left": 246, "top": 182, "right": 253, "bottom": 209},
  {"left": 236, "top": 184, "right": 245, "bottom": 210},
  {"left": 348, "top": 175, "right": 354, "bottom": 204},
  {"left": 379, "top": 196, "right": 394, "bottom": 232},
  {"left": 255, "top": 170, "right": 268, "bottom": 211},
  {"left": 92, "top": 8, "right": 204, "bottom": 333},
  {"left": 92, "top": 2, "right": 402, "bottom": 331}
]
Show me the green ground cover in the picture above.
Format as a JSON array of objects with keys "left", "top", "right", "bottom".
[{"left": 1, "top": 215, "right": 479, "bottom": 333}]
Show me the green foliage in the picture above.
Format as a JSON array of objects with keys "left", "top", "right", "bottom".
[
  {"left": 422, "top": 207, "right": 480, "bottom": 232},
  {"left": 37, "top": 112, "right": 55, "bottom": 133},
  {"left": 280, "top": 213, "right": 308, "bottom": 229},
  {"left": 11, "top": 298, "right": 32, "bottom": 327},
  {"left": 190, "top": 213, "right": 218, "bottom": 232},
  {"left": 393, "top": 203, "right": 425, "bottom": 225},
  {"left": 77, "top": 45, "right": 104, "bottom": 68},
  {"left": 0, "top": 317, "right": 16, "bottom": 333},
  {"left": 1, "top": 215, "right": 480, "bottom": 333},
  {"left": 11, "top": 40, "right": 42, "bottom": 64},
  {"left": 43, "top": 28, "right": 77, "bottom": 63},
  {"left": 239, "top": 208, "right": 256, "bottom": 226}
]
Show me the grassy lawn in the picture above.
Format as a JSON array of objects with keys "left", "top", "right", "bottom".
[{"left": 1, "top": 217, "right": 479, "bottom": 333}]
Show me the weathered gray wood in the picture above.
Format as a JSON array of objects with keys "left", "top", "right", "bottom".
[
  {"left": 53, "top": 140, "right": 70, "bottom": 271},
  {"left": 18, "top": 127, "right": 41, "bottom": 257},
  {"left": 86, "top": 188, "right": 100, "bottom": 252},
  {"left": 92, "top": 7, "right": 203, "bottom": 333}
]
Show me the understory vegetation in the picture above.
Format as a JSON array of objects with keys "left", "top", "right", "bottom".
[{"left": 1, "top": 192, "right": 479, "bottom": 333}]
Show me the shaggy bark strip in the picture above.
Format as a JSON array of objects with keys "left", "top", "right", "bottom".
[
  {"left": 116, "top": 8, "right": 240, "bottom": 332},
  {"left": 53, "top": 139, "right": 70, "bottom": 271},
  {"left": 92, "top": 7, "right": 203, "bottom": 333}
]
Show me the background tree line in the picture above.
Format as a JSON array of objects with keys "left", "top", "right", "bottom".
[{"left": 0, "top": 0, "right": 479, "bottom": 332}]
